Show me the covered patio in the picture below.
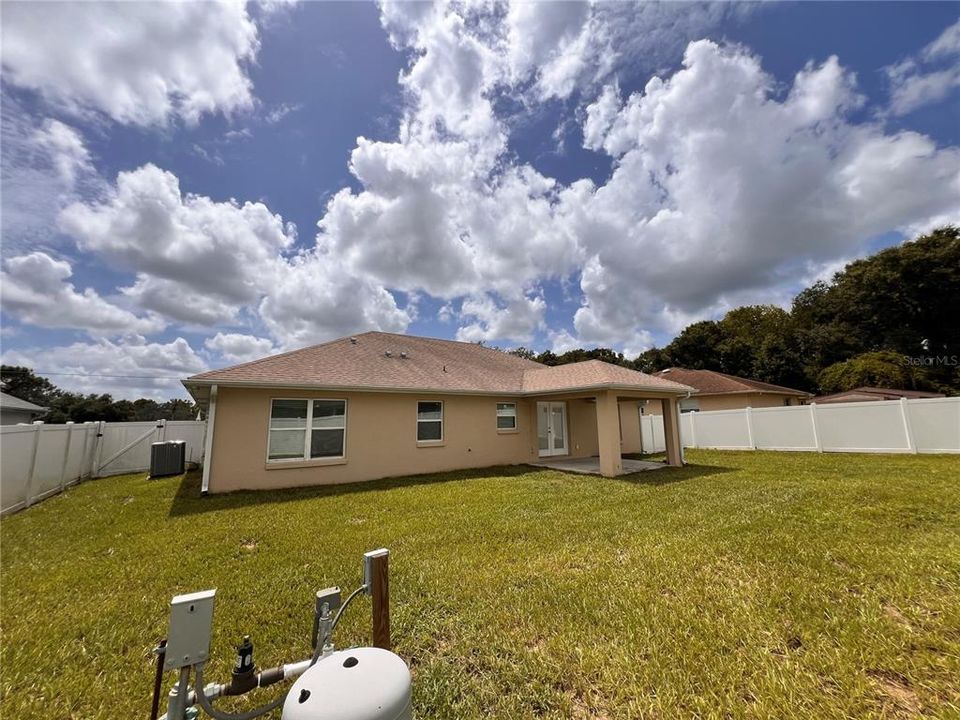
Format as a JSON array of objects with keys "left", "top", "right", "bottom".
[
  {"left": 530, "top": 455, "right": 666, "bottom": 476},
  {"left": 523, "top": 361, "right": 693, "bottom": 478}
]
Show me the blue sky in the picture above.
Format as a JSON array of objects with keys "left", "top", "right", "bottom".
[{"left": 1, "top": 1, "right": 958, "bottom": 399}]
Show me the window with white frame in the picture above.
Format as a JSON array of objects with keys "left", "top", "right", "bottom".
[
  {"left": 496, "top": 402, "right": 517, "bottom": 430},
  {"left": 417, "top": 401, "right": 443, "bottom": 442},
  {"left": 268, "top": 399, "right": 346, "bottom": 461}
]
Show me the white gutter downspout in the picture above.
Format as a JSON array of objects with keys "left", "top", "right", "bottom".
[{"left": 201, "top": 384, "right": 218, "bottom": 495}]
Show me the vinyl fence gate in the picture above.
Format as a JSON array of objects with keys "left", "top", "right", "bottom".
[{"left": 1, "top": 419, "right": 206, "bottom": 516}]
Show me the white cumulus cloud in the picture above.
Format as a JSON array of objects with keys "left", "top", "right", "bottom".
[
  {"left": 564, "top": 40, "right": 960, "bottom": 351},
  {"left": 59, "top": 164, "right": 297, "bottom": 324},
  {"left": 885, "top": 19, "right": 960, "bottom": 116},
  {"left": 1, "top": 252, "right": 165, "bottom": 336},
  {"left": 1, "top": 336, "right": 206, "bottom": 400},
  {"left": 204, "top": 333, "right": 278, "bottom": 364},
  {"left": 1, "top": 1, "right": 259, "bottom": 126}
]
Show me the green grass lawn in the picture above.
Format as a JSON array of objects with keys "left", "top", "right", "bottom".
[{"left": 2, "top": 451, "right": 959, "bottom": 719}]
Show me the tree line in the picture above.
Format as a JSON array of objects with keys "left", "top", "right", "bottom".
[
  {"left": 507, "top": 226, "right": 959, "bottom": 395},
  {"left": 0, "top": 367, "right": 199, "bottom": 423}
]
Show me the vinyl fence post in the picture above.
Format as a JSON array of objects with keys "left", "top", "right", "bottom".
[
  {"left": 689, "top": 411, "right": 698, "bottom": 449},
  {"left": 899, "top": 397, "right": 918, "bottom": 454},
  {"left": 81, "top": 422, "right": 95, "bottom": 480},
  {"left": 24, "top": 422, "right": 44, "bottom": 509},
  {"left": 745, "top": 407, "right": 756, "bottom": 450},
  {"left": 156, "top": 418, "right": 167, "bottom": 443},
  {"left": 59, "top": 422, "right": 75, "bottom": 492},
  {"left": 92, "top": 421, "right": 106, "bottom": 478},
  {"left": 809, "top": 403, "right": 823, "bottom": 453}
]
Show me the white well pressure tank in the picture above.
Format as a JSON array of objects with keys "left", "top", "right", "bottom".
[{"left": 281, "top": 647, "right": 412, "bottom": 720}]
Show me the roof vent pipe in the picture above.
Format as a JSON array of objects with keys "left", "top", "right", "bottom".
[
  {"left": 349, "top": 337, "right": 358, "bottom": 344},
  {"left": 384, "top": 350, "right": 392, "bottom": 358},
  {"left": 400, "top": 351, "right": 408, "bottom": 359}
]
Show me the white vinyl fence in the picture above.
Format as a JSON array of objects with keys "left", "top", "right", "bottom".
[
  {"left": 1, "top": 419, "right": 206, "bottom": 516},
  {"left": 677, "top": 397, "right": 959, "bottom": 454}
]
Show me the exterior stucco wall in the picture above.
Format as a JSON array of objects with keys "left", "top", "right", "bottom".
[
  {"left": 209, "top": 387, "right": 551, "bottom": 492},
  {"left": 565, "top": 398, "right": 599, "bottom": 458},
  {"left": 619, "top": 400, "right": 642, "bottom": 454}
]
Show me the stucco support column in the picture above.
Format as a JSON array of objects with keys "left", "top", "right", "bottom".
[
  {"left": 596, "top": 390, "right": 623, "bottom": 477},
  {"left": 662, "top": 397, "right": 683, "bottom": 467}
]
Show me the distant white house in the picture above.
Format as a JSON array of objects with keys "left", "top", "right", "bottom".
[{"left": 0, "top": 392, "right": 47, "bottom": 425}]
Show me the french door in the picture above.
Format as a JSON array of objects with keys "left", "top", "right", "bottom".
[{"left": 537, "top": 402, "right": 569, "bottom": 457}]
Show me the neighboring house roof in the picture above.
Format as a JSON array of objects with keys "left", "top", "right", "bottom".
[
  {"left": 0, "top": 392, "right": 47, "bottom": 413},
  {"left": 185, "top": 332, "right": 694, "bottom": 397},
  {"left": 812, "top": 386, "right": 945, "bottom": 404},
  {"left": 653, "top": 368, "right": 812, "bottom": 397}
]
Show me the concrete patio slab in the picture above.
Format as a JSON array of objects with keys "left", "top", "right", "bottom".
[{"left": 529, "top": 456, "right": 666, "bottom": 476}]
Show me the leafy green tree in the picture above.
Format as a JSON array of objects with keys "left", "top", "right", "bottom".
[
  {"left": 507, "top": 346, "right": 537, "bottom": 360},
  {"left": 794, "top": 226, "right": 959, "bottom": 388},
  {"left": 662, "top": 321, "right": 725, "bottom": 370},
  {"left": 0, "top": 365, "right": 59, "bottom": 406},
  {"left": 0, "top": 366, "right": 200, "bottom": 422},
  {"left": 818, "top": 351, "right": 932, "bottom": 394},
  {"left": 632, "top": 347, "right": 671, "bottom": 374}
]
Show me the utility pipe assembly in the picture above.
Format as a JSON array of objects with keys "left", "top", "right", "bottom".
[{"left": 151, "top": 548, "right": 411, "bottom": 720}]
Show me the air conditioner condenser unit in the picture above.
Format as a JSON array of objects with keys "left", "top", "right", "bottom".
[{"left": 150, "top": 440, "right": 186, "bottom": 478}]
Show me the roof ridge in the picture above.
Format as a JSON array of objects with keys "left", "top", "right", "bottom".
[
  {"left": 370, "top": 331, "right": 545, "bottom": 367},
  {"left": 188, "top": 330, "right": 546, "bottom": 383}
]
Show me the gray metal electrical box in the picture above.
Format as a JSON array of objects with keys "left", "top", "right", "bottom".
[
  {"left": 150, "top": 440, "right": 186, "bottom": 477},
  {"left": 164, "top": 589, "right": 216, "bottom": 670}
]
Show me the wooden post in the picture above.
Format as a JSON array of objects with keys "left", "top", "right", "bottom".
[{"left": 365, "top": 548, "right": 391, "bottom": 650}]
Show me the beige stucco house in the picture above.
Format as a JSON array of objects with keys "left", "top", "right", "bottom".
[
  {"left": 642, "top": 368, "right": 811, "bottom": 415},
  {"left": 183, "top": 332, "right": 695, "bottom": 494}
]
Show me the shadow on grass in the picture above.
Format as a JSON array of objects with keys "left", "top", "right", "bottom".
[
  {"left": 615, "top": 462, "right": 736, "bottom": 487},
  {"left": 168, "top": 464, "right": 539, "bottom": 518},
  {"left": 169, "top": 459, "right": 734, "bottom": 518}
]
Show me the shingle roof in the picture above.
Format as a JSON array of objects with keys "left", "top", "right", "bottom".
[
  {"left": 185, "top": 332, "right": 693, "bottom": 396},
  {"left": 523, "top": 360, "right": 693, "bottom": 394},
  {"left": 0, "top": 392, "right": 47, "bottom": 412},
  {"left": 812, "top": 386, "right": 944, "bottom": 403},
  {"left": 653, "top": 368, "right": 810, "bottom": 396}
]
